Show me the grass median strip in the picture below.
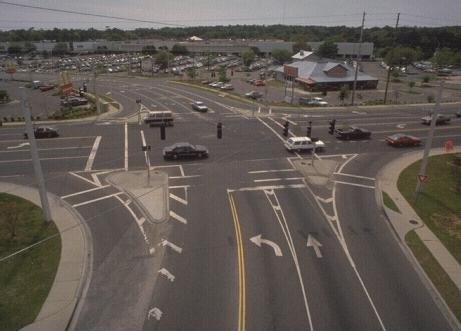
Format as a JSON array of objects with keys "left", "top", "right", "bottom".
[
  {"left": 0, "top": 193, "right": 61, "bottom": 331},
  {"left": 406, "top": 230, "right": 461, "bottom": 322},
  {"left": 382, "top": 191, "right": 400, "bottom": 213}
]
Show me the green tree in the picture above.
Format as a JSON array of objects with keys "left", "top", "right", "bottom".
[
  {"left": 171, "top": 44, "right": 188, "bottom": 55},
  {"left": 292, "top": 38, "right": 310, "bottom": 53},
  {"left": 241, "top": 49, "right": 256, "bottom": 67},
  {"left": 23, "top": 41, "right": 36, "bottom": 54},
  {"left": 338, "top": 85, "right": 349, "bottom": 104},
  {"left": 431, "top": 48, "right": 455, "bottom": 68},
  {"left": 271, "top": 49, "right": 292, "bottom": 64},
  {"left": 53, "top": 42, "right": 68, "bottom": 55},
  {"left": 218, "top": 66, "right": 229, "bottom": 82},
  {"left": 7, "top": 45, "right": 22, "bottom": 54},
  {"left": 250, "top": 46, "right": 261, "bottom": 56},
  {"left": 155, "top": 50, "right": 173, "bottom": 69},
  {"left": 186, "top": 67, "right": 196, "bottom": 79},
  {"left": 408, "top": 81, "right": 415, "bottom": 91},
  {"left": 0, "top": 90, "right": 9, "bottom": 103},
  {"left": 316, "top": 41, "right": 338, "bottom": 58},
  {"left": 384, "top": 47, "right": 417, "bottom": 67},
  {"left": 422, "top": 74, "right": 432, "bottom": 84}
]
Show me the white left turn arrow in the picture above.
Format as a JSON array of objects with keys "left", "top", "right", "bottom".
[
  {"left": 307, "top": 234, "right": 323, "bottom": 258},
  {"left": 250, "top": 234, "right": 283, "bottom": 257},
  {"left": 7, "top": 142, "right": 30, "bottom": 150}
]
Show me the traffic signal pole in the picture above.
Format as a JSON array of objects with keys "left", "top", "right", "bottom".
[
  {"left": 415, "top": 81, "right": 444, "bottom": 196},
  {"left": 21, "top": 88, "right": 52, "bottom": 222}
]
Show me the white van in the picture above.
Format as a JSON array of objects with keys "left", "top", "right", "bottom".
[
  {"left": 144, "top": 111, "right": 174, "bottom": 126},
  {"left": 284, "top": 136, "right": 325, "bottom": 152}
]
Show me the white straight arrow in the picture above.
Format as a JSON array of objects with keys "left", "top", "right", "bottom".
[
  {"left": 306, "top": 234, "right": 323, "bottom": 258},
  {"left": 250, "top": 234, "right": 283, "bottom": 256},
  {"left": 7, "top": 142, "right": 30, "bottom": 149},
  {"left": 160, "top": 239, "right": 183, "bottom": 254}
]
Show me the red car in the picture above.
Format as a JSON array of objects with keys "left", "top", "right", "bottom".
[
  {"left": 385, "top": 134, "right": 421, "bottom": 147},
  {"left": 254, "top": 80, "right": 265, "bottom": 86},
  {"left": 39, "top": 84, "right": 55, "bottom": 92}
]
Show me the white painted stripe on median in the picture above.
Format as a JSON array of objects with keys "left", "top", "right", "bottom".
[
  {"left": 249, "top": 169, "right": 296, "bottom": 174},
  {"left": 230, "top": 183, "right": 306, "bottom": 192},
  {"left": 85, "top": 136, "right": 102, "bottom": 171},
  {"left": 169, "top": 211, "right": 187, "bottom": 224},
  {"left": 169, "top": 193, "right": 188, "bottom": 205},
  {"left": 333, "top": 181, "right": 375, "bottom": 189},
  {"left": 72, "top": 192, "right": 123, "bottom": 208},
  {"left": 333, "top": 173, "right": 375, "bottom": 181},
  {"left": 0, "top": 155, "right": 88, "bottom": 164},
  {"left": 61, "top": 185, "right": 111, "bottom": 199},
  {"left": 254, "top": 177, "right": 304, "bottom": 183}
]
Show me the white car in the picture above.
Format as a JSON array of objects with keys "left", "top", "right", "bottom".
[
  {"left": 284, "top": 136, "right": 325, "bottom": 152},
  {"left": 191, "top": 101, "right": 208, "bottom": 112}
]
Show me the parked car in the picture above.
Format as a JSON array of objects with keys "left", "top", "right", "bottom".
[
  {"left": 284, "top": 136, "right": 326, "bottom": 152},
  {"left": 421, "top": 114, "right": 451, "bottom": 125},
  {"left": 299, "top": 97, "right": 328, "bottom": 106},
  {"left": 61, "top": 97, "right": 88, "bottom": 107},
  {"left": 24, "top": 127, "right": 59, "bottom": 139},
  {"left": 209, "top": 81, "right": 224, "bottom": 88},
  {"left": 456, "top": 111, "right": 461, "bottom": 118},
  {"left": 385, "top": 134, "right": 421, "bottom": 147},
  {"left": 191, "top": 101, "right": 208, "bottom": 112},
  {"left": 335, "top": 126, "right": 371, "bottom": 140},
  {"left": 39, "top": 84, "right": 55, "bottom": 92},
  {"left": 254, "top": 80, "right": 265, "bottom": 86},
  {"left": 220, "top": 83, "right": 234, "bottom": 90},
  {"left": 245, "top": 91, "right": 263, "bottom": 99},
  {"left": 163, "top": 142, "right": 209, "bottom": 160}
]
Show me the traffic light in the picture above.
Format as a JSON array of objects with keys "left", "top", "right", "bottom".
[
  {"left": 82, "top": 83, "right": 87, "bottom": 93},
  {"left": 217, "top": 122, "right": 222, "bottom": 139},
  {"left": 328, "top": 119, "right": 336, "bottom": 135},
  {"left": 307, "top": 121, "right": 312, "bottom": 138},
  {"left": 283, "top": 121, "right": 289, "bottom": 137},
  {"left": 160, "top": 124, "right": 166, "bottom": 140}
]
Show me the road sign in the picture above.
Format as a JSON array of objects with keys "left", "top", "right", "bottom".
[
  {"left": 444, "top": 139, "right": 454, "bottom": 152},
  {"left": 417, "top": 175, "right": 428, "bottom": 183}
]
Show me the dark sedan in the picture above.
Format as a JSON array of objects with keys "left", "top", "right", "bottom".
[
  {"left": 163, "top": 142, "right": 209, "bottom": 160},
  {"left": 385, "top": 133, "right": 421, "bottom": 147},
  {"left": 24, "top": 127, "right": 59, "bottom": 139}
]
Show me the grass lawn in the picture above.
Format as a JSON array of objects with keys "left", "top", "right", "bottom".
[
  {"left": 406, "top": 230, "right": 461, "bottom": 322},
  {"left": 398, "top": 154, "right": 461, "bottom": 264},
  {"left": 0, "top": 193, "right": 61, "bottom": 331},
  {"left": 382, "top": 191, "right": 400, "bottom": 213}
]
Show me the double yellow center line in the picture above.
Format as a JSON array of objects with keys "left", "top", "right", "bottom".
[{"left": 228, "top": 194, "right": 246, "bottom": 331}]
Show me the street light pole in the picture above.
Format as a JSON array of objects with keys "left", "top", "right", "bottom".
[
  {"left": 351, "top": 11, "right": 365, "bottom": 106},
  {"left": 383, "top": 13, "right": 400, "bottom": 104},
  {"left": 415, "top": 81, "right": 444, "bottom": 195}
]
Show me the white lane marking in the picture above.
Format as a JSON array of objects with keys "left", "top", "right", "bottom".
[
  {"left": 316, "top": 196, "right": 334, "bottom": 203},
  {"left": 85, "top": 136, "right": 102, "bottom": 171},
  {"left": 250, "top": 234, "right": 283, "bottom": 256},
  {"left": 0, "top": 136, "right": 96, "bottom": 144},
  {"left": 61, "top": 185, "right": 111, "bottom": 199},
  {"left": 334, "top": 181, "right": 375, "bottom": 189},
  {"left": 0, "top": 145, "right": 94, "bottom": 153},
  {"left": 249, "top": 169, "right": 296, "bottom": 174},
  {"left": 306, "top": 234, "right": 323, "bottom": 258},
  {"left": 72, "top": 192, "right": 123, "bottom": 208},
  {"left": 257, "top": 117, "right": 286, "bottom": 143},
  {"left": 169, "top": 175, "right": 200, "bottom": 179},
  {"left": 91, "top": 173, "right": 102, "bottom": 186},
  {"left": 124, "top": 122, "right": 128, "bottom": 171},
  {"left": 337, "top": 153, "right": 359, "bottom": 173},
  {"left": 268, "top": 116, "right": 296, "bottom": 136},
  {"left": 147, "top": 307, "right": 162, "bottom": 321},
  {"left": 169, "top": 185, "right": 191, "bottom": 189},
  {"left": 263, "top": 189, "right": 313, "bottom": 330},
  {"left": 158, "top": 268, "right": 175, "bottom": 282},
  {"left": 114, "top": 195, "right": 150, "bottom": 247},
  {"left": 0, "top": 155, "right": 88, "bottom": 164},
  {"left": 169, "top": 210, "right": 187, "bottom": 224},
  {"left": 69, "top": 171, "right": 100, "bottom": 187},
  {"left": 333, "top": 173, "right": 375, "bottom": 181},
  {"left": 169, "top": 193, "right": 188, "bottom": 205},
  {"left": 229, "top": 183, "right": 307, "bottom": 192},
  {"left": 253, "top": 177, "right": 304, "bottom": 183},
  {"left": 7, "top": 142, "right": 30, "bottom": 149},
  {"left": 160, "top": 239, "right": 183, "bottom": 254}
]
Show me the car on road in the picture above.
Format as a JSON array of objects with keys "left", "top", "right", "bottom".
[
  {"left": 24, "top": 127, "right": 59, "bottom": 139},
  {"left": 144, "top": 110, "right": 174, "bottom": 126},
  {"left": 245, "top": 91, "right": 263, "bottom": 99},
  {"left": 39, "top": 84, "right": 55, "bottom": 92},
  {"left": 220, "top": 83, "right": 234, "bottom": 90},
  {"left": 456, "top": 111, "right": 461, "bottom": 118},
  {"left": 335, "top": 126, "right": 371, "bottom": 140},
  {"left": 421, "top": 114, "right": 451, "bottom": 125},
  {"left": 253, "top": 79, "right": 265, "bottom": 86},
  {"left": 191, "top": 101, "right": 208, "bottom": 112},
  {"left": 163, "top": 142, "right": 209, "bottom": 160},
  {"left": 284, "top": 136, "right": 325, "bottom": 152},
  {"left": 299, "top": 97, "right": 328, "bottom": 106},
  {"left": 209, "top": 81, "right": 224, "bottom": 88},
  {"left": 385, "top": 133, "right": 421, "bottom": 147}
]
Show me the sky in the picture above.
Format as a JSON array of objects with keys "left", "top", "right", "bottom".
[{"left": 0, "top": 0, "right": 460, "bottom": 30}]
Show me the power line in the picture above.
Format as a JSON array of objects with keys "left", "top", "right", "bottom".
[{"left": 0, "top": 0, "right": 185, "bottom": 27}]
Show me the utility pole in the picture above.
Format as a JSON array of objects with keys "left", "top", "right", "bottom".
[
  {"left": 351, "top": 11, "right": 365, "bottom": 106},
  {"left": 21, "top": 88, "right": 52, "bottom": 222},
  {"left": 93, "top": 68, "right": 100, "bottom": 114},
  {"left": 383, "top": 12, "right": 400, "bottom": 104},
  {"left": 415, "top": 81, "right": 444, "bottom": 195}
]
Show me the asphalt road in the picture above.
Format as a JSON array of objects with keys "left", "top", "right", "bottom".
[{"left": 0, "top": 73, "right": 460, "bottom": 330}]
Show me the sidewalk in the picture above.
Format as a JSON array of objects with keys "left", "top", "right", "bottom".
[
  {"left": 377, "top": 147, "right": 461, "bottom": 292},
  {"left": 0, "top": 182, "right": 90, "bottom": 331}
]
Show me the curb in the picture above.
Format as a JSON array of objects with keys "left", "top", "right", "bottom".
[{"left": 0, "top": 182, "right": 92, "bottom": 331}]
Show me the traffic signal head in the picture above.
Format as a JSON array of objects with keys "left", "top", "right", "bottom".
[
  {"left": 307, "top": 126, "right": 312, "bottom": 138},
  {"left": 160, "top": 125, "right": 166, "bottom": 140},
  {"left": 217, "top": 122, "right": 222, "bottom": 139},
  {"left": 283, "top": 121, "right": 289, "bottom": 137}
]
